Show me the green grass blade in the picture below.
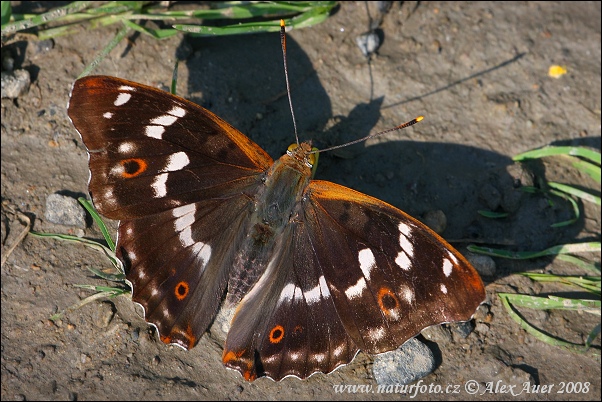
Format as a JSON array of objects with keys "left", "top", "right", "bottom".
[
  {"left": 86, "top": 264, "right": 125, "bottom": 281},
  {"left": 566, "top": 157, "right": 601, "bottom": 183},
  {"left": 585, "top": 323, "right": 601, "bottom": 348},
  {"left": 287, "top": 3, "right": 334, "bottom": 28},
  {"left": 1, "top": 1, "right": 12, "bottom": 25},
  {"left": 547, "top": 188, "right": 581, "bottom": 227},
  {"left": 175, "top": 19, "right": 283, "bottom": 36},
  {"left": 50, "top": 286, "right": 129, "bottom": 321},
  {"left": 478, "top": 210, "right": 510, "bottom": 218},
  {"left": 171, "top": 60, "right": 179, "bottom": 95},
  {"left": 499, "top": 293, "right": 598, "bottom": 352},
  {"left": 1, "top": 1, "right": 92, "bottom": 36},
  {"left": 78, "top": 198, "right": 115, "bottom": 252},
  {"left": 513, "top": 146, "right": 601, "bottom": 165},
  {"left": 520, "top": 273, "right": 601, "bottom": 295},
  {"left": 500, "top": 293, "right": 600, "bottom": 313},
  {"left": 121, "top": 19, "right": 178, "bottom": 39},
  {"left": 548, "top": 182, "right": 601, "bottom": 206},
  {"left": 467, "top": 242, "right": 601, "bottom": 259},
  {"left": 556, "top": 254, "right": 601, "bottom": 273},
  {"left": 79, "top": 23, "right": 130, "bottom": 77},
  {"left": 29, "top": 231, "right": 121, "bottom": 270}
]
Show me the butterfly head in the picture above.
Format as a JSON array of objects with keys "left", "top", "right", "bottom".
[{"left": 286, "top": 142, "right": 316, "bottom": 169}]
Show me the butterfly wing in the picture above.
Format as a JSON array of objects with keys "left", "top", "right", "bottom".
[
  {"left": 304, "top": 180, "right": 486, "bottom": 353},
  {"left": 68, "top": 76, "right": 274, "bottom": 349},
  {"left": 222, "top": 179, "right": 484, "bottom": 381},
  {"left": 223, "top": 219, "right": 359, "bottom": 381},
  {"left": 68, "top": 75, "right": 272, "bottom": 220}
]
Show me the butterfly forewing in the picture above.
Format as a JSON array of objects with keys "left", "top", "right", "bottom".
[
  {"left": 68, "top": 76, "right": 272, "bottom": 220},
  {"left": 303, "top": 180, "right": 485, "bottom": 353}
]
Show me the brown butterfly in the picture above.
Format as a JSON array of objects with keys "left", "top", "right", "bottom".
[{"left": 67, "top": 22, "right": 485, "bottom": 382}]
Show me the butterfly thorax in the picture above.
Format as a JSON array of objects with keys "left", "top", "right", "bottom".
[{"left": 225, "top": 142, "right": 313, "bottom": 305}]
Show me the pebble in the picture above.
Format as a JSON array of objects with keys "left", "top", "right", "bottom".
[
  {"left": 372, "top": 338, "right": 436, "bottom": 386},
  {"left": 1, "top": 69, "right": 31, "bottom": 99},
  {"left": 44, "top": 193, "right": 87, "bottom": 228}
]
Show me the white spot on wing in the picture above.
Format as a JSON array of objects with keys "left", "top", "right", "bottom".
[
  {"left": 173, "top": 204, "right": 195, "bottom": 218},
  {"left": 279, "top": 283, "right": 296, "bottom": 303},
  {"left": 395, "top": 250, "right": 411, "bottom": 270},
  {"left": 368, "top": 327, "right": 385, "bottom": 342},
  {"left": 103, "top": 112, "right": 113, "bottom": 119},
  {"left": 168, "top": 105, "right": 186, "bottom": 117},
  {"left": 145, "top": 125, "right": 165, "bottom": 139},
  {"left": 161, "top": 152, "right": 189, "bottom": 172},
  {"left": 398, "top": 222, "right": 414, "bottom": 259},
  {"left": 319, "top": 275, "right": 331, "bottom": 298},
  {"left": 303, "top": 283, "right": 321, "bottom": 305},
  {"left": 303, "top": 275, "right": 330, "bottom": 305},
  {"left": 119, "top": 85, "right": 135, "bottom": 92},
  {"left": 151, "top": 172, "right": 168, "bottom": 198},
  {"left": 150, "top": 114, "right": 178, "bottom": 126},
  {"left": 314, "top": 353, "right": 327, "bottom": 363},
  {"left": 174, "top": 203, "right": 195, "bottom": 232},
  {"left": 179, "top": 226, "right": 194, "bottom": 247},
  {"left": 358, "top": 248, "right": 376, "bottom": 281},
  {"left": 114, "top": 92, "right": 131, "bottom": 106},
  {"left": 192, "top": 242, "right": 212, "bottom": 271},
  {"left": 345, "top": 277, "right": 367, "bottom": 299},
  {"left": 118, "top": 142, "right": 134, "bottom": 153},
  {"left": 400, "top": 285, "right": 414, "bottom": 304},
  {"left": 440, "top": 284, "right": 448, "bottom": 294},
  {"left": 448, "top": 251, "right": 459, "bottom": 265},
  {"left": 333, "top": 344, "right": 345, "bottom": 357},
  {"left": 442, "top": 258, "right": 453, "bottom": 277}
]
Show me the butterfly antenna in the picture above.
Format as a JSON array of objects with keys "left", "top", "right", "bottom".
[
  {"left": 280, "top": 19, "right": 300, "bottom": 145},
  {"left": 311, "top": 116, "right": 424, "bottom": 154}
]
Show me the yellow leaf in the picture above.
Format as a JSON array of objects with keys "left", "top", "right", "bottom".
[{"left": 549, "top": 65, "right": 567, "bottom": 78}]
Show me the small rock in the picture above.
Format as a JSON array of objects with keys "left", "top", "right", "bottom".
[
  {"left": 1, "top": 69, "right": 31, "bottom": 99},
  {"left": 450, "top": 320, "right": 475, "bottom": 340},
  {"left": 422, "top": 210, "right": 447, "bottom": 234},
  {"left": 373, "top": 338, "right": 436, "bottom": 386},
  {"left": 479, "top": 183, "right": 502, "bottom": 211},
  {"left": 92, "top": 302, "right": 116, "bottom": 328},
  {"left": 475, "top": 322, "right": 490, "bottom": 334},
  {"left": 356, "top": 31, "right": 381, "bottom": 57},
  {"left": 421, "top": 324, "right": 452, "bottom": 343},
  {"left": 466, "top": 252, "right": 496, "bottom": 277},
  {"left": 44, "top": 193, "right": 87, "bottom": 228}
]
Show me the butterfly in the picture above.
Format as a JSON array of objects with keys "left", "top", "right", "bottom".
[{"left": 67, "top": 25, "right": 485, "bottom": 383}]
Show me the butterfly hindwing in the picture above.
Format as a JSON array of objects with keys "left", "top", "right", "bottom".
[
  {"left": 118, "top": 196, "right": 253, "bottom": 349},
  {"left": 68, "top": 76, "right": 273, "bottom": 220},
  {"left": 223, "top": 219, "right": 359, "bottom": 381}
]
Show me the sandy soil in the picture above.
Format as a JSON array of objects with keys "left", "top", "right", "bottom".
[{"left": 2, "top": 2, "right": 600, "bottom": 400}]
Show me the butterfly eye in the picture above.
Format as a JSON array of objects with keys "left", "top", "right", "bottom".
[
  {"left": 287, "top": 143, "right": 298, "bottom": 154},
  {"left": 305, "top": 152, "right": 316, "bottom": 168}
]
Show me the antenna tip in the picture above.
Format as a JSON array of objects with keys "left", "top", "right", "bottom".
[
  {"left": 416, "top": 116, "right": 424, "bottom": 122},
  {"left": 280, "top": 19, "right": 285, "bottom": 27}
]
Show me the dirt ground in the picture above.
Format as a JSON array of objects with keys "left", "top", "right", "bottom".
[{"left": 1, "top": 1, "right": 600, "bottom": 400}]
